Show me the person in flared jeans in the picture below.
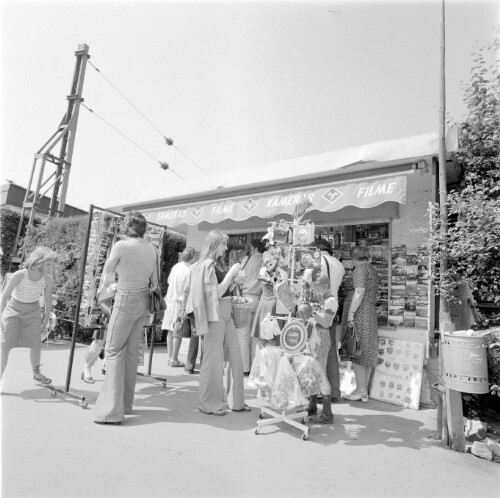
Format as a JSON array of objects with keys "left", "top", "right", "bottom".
[
  {"left": 326, "top": 325, "right": 341, "bottom": 400},
  {"left": 94, "top": 290, "right": 150, "bottom": 423},
  {"left": 199, "top": 298, "right": 245, "bottom": 413}
]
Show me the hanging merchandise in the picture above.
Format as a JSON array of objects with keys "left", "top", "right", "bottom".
[
  {"left": 294, "top": 356, "right": 325, "bottom": 397},
  {"left": 270, "top": 355, "right": 305, "bottom": 411},
  {"left": 308, "top": 324, "right": 322, "bottom": 356},
  {"left": 273, "top": 222, "right": 291, "bottom": 244},
  {"left": 275, "top": 281, "right": 297, "bottom": 313},
  {"left": 280, "top": 320, "right": 308, "bottom": 354},
  {"left": 292, "top": 222, "right": 315, "bottom": 246},
  {"left": 261, "top": 314, "right": 281, "bottom": 340}
]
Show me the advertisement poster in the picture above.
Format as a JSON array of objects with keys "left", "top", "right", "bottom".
[{"left": 370, "top": 335, "right": 425, "bottom": 410}]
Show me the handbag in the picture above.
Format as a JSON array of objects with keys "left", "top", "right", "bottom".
[
  {"left": 149, "top": 252, "right": 167, "bottom": 314},
  {"left": 173, "top": 311, "right": 192, "bottom": 338},
  {"left": 340, "top": 322, "right": 362, "bottom": 361}
]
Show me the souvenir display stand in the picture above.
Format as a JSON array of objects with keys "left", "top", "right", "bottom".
[
  {"left": 252, "top": 212, "right": 326, "bottom": 440},
  {"left": 52, "top": 205, "right": 167, "bottom": 408}
]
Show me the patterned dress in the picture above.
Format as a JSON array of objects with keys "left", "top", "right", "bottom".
[{"left": 341, "top": 263, "right": 380, "bottom": 367}]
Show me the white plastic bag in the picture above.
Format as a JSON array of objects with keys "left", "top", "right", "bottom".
[
  {"left": 340, "top": 361, "right": 356, "bottom": 395},
  {"left": 260, "top": 314, "right": 278, "bottom": 340},
  {"left": 270, "top": 355, "right": 305, "bottom": 411},
  {"left": 294, "top": 356, "right": 324, "bottom": 397},
  {"left": 308, "top": 325, "right": 321, "bottom": 357}
]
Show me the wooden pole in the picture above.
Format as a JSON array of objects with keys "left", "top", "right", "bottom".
[{"left": 437, "top": 0, "right": 465, "bottom": 451}]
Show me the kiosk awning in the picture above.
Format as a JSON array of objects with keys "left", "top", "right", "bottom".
[{"left": 143, "top": 173, "right": 407, "bottom": 228}]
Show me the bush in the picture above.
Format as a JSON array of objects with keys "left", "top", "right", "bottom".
[
  {"left": 23, "top": 215, "right": 89, "bottom": 337},
  {"left": 0, "top": 208, "right": 39, "bottom": 277}
]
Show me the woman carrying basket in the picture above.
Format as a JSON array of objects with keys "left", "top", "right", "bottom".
[{"left": 186, "top": 230, "right": 250, "bottom": 416}]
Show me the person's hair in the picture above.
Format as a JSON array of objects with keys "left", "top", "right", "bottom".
[
  {"left": 199, "top": 230, "right": 228, "bottom": 270},
  {"left": 316, "top": 237, "right": 333, "bottom": 256},
  {"left": 352, "top": 245, "right": 372, "bottom": 263},
  {"left": 251, "top": 238, "right": 267, "bottom": 254},
  {"left": 180, "top": 247, "right": 196, "bottom": 263},
  {"left": 121, "top": 211, "right": 147, "bottom": 238},
  {"left": 24, "top": 246, "right": 58, "bottom": 270}
]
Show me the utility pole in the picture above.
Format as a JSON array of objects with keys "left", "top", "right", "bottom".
[
  {"left": 436, "top": 1, "right": 464, "bottom": 452},
  {"left": 9, "top": 44, "right": 90, "bottom": 269},
  {"left": 438, "top": 0, "right": 448, "bottom": 318}
]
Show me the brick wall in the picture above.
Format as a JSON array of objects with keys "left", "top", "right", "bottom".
[{"left": 391, "top": 170, "right": 434, "bottom": 248}]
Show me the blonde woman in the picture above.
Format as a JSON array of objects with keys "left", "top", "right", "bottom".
[
  {"left": 1, "top": 246, "right": 56, "bottom": 385},
  {"left": 186, "top": 230, "right": 249, "bottom": 415}
]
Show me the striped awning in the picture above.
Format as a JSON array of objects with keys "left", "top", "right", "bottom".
[{"left": 143, "top": 173, "right": 407, "bottom": 228}]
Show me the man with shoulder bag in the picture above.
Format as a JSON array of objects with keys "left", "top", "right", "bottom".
[{"left": 317, "top": 238, "right": 345, "bottom": 401}]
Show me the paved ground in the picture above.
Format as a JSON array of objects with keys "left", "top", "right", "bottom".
[{"left": 1, "top": 340, "right": 499, "bottom": 498}]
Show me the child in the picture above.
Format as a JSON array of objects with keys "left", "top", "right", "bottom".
[
  {"left": 308, "top": 274, "right": 338, "bottom": 424},
  {"left": 1, "top": 246, "right": 56, "bottom": 385}
]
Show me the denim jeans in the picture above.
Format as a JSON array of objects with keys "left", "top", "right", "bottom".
[
  {"left": 326, "top": 325, "right": 341, "bottom": 399},
  {"left": 185, "top": 316, "right": 203, "bottom": 372},
  {"left": 94, "top": 290, "right": 149, "bottom": 422}
]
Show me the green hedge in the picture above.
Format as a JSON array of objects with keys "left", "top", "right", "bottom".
[
  {"left": 4, "top": 211, "right": 185, "bottom": 337},
  {"left": 0, "top": 208, "right": 39, "bottom": 277}
]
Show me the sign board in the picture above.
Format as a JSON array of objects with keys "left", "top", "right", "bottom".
[{"left": 370, "top": 335, "right": 425, "bottom": 410}]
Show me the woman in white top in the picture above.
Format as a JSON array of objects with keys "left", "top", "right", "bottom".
[
  {"left": 1, "top": 246, "right": 56, "bottom": 385},
  {"left": 161, "top": 247, "right": 196, "bottom": 367}
]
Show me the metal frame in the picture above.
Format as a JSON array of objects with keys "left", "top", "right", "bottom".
[
  {"left": 9, "top": 44, "right": 90, "bottom": 270},
  {"left": 62, "top": 205, "right": 167, "bottom": 405}
]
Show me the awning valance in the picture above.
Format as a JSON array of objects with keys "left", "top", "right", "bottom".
[{"left": 143, "top": 173, "right": 407, "bottom": 228}]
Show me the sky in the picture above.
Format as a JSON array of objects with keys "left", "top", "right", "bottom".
[{"left": 0, "top": 0, "right": 498, "bottom": 212}]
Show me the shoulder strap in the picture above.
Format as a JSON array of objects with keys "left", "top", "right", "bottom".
[
  {"left": 323, "top": 255, "right": 330, "bottom": 282},
  {"left": 241, "top": 255, "right": 250, "bottom": 270}
]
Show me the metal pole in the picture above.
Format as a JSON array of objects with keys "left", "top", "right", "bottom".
[
  {"left": 65, "top": 205, "right": 94, "bottom": 392},
  {"left": 51, "top": 44, "right": 90, "bottom": 216}
]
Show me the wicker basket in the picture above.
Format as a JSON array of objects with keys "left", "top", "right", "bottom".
[
  {"left": 231, "top": 296, "right": 252, "bottom": 328},
  {"left": 232, "top": 306, "right": 250, "bottom": 328}
]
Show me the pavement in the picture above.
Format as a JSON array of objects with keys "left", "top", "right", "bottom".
[{"left": 1, "top": 339, "right": 499, "bottom": 498}]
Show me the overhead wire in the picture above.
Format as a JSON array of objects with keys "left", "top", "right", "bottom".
[
  {"left": 81, "top": 102, "right": 185, "bottom": 181},
  {"left": 88, "top": 60, "right": 208, "bottom": 176}
]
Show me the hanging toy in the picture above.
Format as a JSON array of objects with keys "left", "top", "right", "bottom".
[{"left": 297, "top": 302, "right": 313, "bottom": 321}]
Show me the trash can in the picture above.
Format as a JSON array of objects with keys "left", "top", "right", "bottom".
[{"left": 442, "top": 332, "right": 489, "bottom": 394}]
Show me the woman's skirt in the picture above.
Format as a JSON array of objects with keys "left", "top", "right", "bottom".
[
  {"left": 161, "top": 299, "right": 183, "bottom": 331},
  {"left": 1, "top": 298, "right": 42, "bottom": 350},
  {"left": 250, "top": 292, "right": 278, "bottom": 340}
]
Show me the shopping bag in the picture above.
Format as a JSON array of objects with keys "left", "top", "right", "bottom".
[
  {"left": 270, "top": 355, "right": 305, "bottom": 411},
  {"left": 294, "top": 356, "right": 324, "bottom": 397},
  {"left": 340, "top": 322, "right": 362, "bottom": 361}
]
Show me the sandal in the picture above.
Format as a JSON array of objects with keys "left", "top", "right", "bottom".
[
  {"left": 81, "top": 371, "right": 95, "bottom": 384},
  {"left": 231, "top": 403, "right": 251, "bottom": 412},
  {"left": 33, "top": 373, "right": 52, "bottom": 385},
  {"left": 309, "top": 412, "right": 334, "bottom": 424},
  {"left": 170, "top": 360, "right": 185, "bottom": 368},
  {"left": 201, "top": 409, "right": 226, "bottom": 416}
]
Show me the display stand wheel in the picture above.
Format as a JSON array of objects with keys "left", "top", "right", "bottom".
[
  {"left": 259, "top": 413, "right": 264, "bottom": 419},
  {"left": 80, "top": 399, "right": 88, "bottom": 409},
  {"left": 255, "top": 429, "right": 260, "bottom": 435},
  {"left": 50, "top": 388, "right": 57, "bottom": 397}
]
